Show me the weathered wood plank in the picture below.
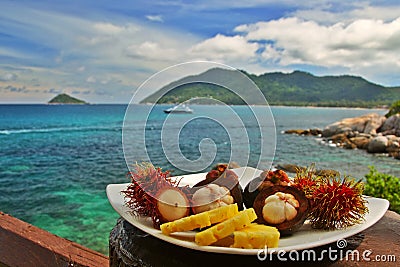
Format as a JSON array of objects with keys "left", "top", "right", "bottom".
[{"left": 0, "top": 211, "right": 109, "bottom": 267}]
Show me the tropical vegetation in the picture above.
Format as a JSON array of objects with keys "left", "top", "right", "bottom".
[
  {"left": 386, "top": 100, "right": 400, "bottom": 117},
  {"left": 141, "top": 68, "right": 400, "bottom": 107},
  {"left": 364, "top": 166, "right": 400, "bottom": 213}
]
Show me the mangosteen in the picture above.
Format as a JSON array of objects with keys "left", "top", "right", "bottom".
[
  {"left": 243, "top": 176, "right": 263, "bottom": 209},
  {"left": 243, "top": 169, "right": 290, "bottom": 209},
  {"left": 253, "top": 185, "right": 309, "bottom": 235},
  {"left": 190, "top": 168, "right": 243, "bottom": 213}
]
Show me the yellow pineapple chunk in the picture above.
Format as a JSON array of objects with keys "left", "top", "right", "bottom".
[
  {"left": 160, "top": 203, "right": 238, "bottom": 235},
  {"left": 231, "top": 223, "right": 280, "bottom": 249},
  {"left": 195, "top": 208, "right": 257, "bottom": 246}
]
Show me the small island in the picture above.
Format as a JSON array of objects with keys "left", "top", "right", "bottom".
[{"left": 48, "top": 93, "right": 88, "bottom": 104}]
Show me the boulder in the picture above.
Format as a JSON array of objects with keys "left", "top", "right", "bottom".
[
  {"left": 276, "top": 164, "right": 306, "bottom": 173},
  {"left": 379, "top": 114, "right": 400, "bottom": 136},
  {"left": 284, "top": 128, "right": 322, "bottom": 136},
  {"left": 387, "top": 140, "right": 399, "bottom": 153},
  {"left": 344, "top": 142, "right": 357, "bottom": 149},
  {"left": 328, "top": 133, "right": 351, "bottom": 147},
  {"left": 367, "top": 136, "right": 389, "bottom": 153},
  {"left": 275, "top": 164, "right": 340, "bottom": 177},
  {"left": 284, "top": 129, "right": 309, "bottom": 135},
  {"left": 349, "top": 136, "right": 371, "bottom": 149},
  {"left": 364, "top": 116, "right": 386, "bottom": 135},
  {"left": 315, "top": 169, "right": 340, "bottom": 177},
  {"left": 322, "top": 125, "right": 351, "bottom": 137},
  {"left": 386, "top": 134, "right": 400, "bottom": 141},
  {"left": 322, "top": 113, "right": 386, "bottom": 137},
  {"left": 309, "top": 128, "right": 322, "bottom": 136},
  {"left": 386, "top": 138, "right": 400, "bottom": 159}
]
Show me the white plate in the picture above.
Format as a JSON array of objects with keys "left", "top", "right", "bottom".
[{"left": 106, "top": 167, "right": 389, "bottom": 255}]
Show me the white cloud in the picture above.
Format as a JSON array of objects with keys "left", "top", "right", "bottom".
[
  {"left": 126, "top": 41, "right": 180, "bottom": 61},
  {"left": 189, "top": 34, "right": 259, "bottom": 61},
  {"left": 145, "top": 15, "right": 164, "bottom": 23},
  {"left": 235, "top": 17, "right": 400, "bottom": 74},
  {"left": 93, "top": 22, "right": 125, "bottom": 34},
  {"left": 351, "top": 6, "right": 400, "bottom": 22}
]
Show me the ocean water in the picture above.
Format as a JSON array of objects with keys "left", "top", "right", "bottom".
[{"left": 0, "top": 104, "right": 399, "bottom": 254}]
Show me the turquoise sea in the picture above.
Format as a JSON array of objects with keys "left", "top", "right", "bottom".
[{"left": 1, "top": 104, "right": 399, "bottom": 254}]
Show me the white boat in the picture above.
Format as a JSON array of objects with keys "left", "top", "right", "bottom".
[{"left": 164, "top": 104, "right": 193, "bottom": 114}]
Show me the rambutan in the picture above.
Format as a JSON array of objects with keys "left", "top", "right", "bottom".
[
  {"left": 292, "top": 164, "right": 368, "bottom": 230},
  {"left": 121, "top": 163, "right": 190, "bottom": 228},
  {"left": 291, "top": 164, "right": 322, "bottom": 203},
  {"left": 308, "top": 176, "right": 368, "bottom": 229}
]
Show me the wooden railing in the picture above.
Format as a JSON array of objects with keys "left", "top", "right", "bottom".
[{"left": 0, "top": 211, "right": 109, "bottom": 267}]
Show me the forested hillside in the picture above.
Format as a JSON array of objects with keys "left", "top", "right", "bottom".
[{"left": 141, "top": 68, "right": 400, "bottom": 107}]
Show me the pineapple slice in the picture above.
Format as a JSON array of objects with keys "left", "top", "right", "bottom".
[
  {"left": 160, "top": 203, "right": 239, "bottom": 235},
  {"left": 231, "top": 223, "right": 280, "bottom": 249},
  {"left": 195, "top": 208, "right": 257, "bottom": 246}
]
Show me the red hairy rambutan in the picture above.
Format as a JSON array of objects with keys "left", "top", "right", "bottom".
[
  {"left": 308, "top": 176, "right": 368, "bottom": 229},
  {"left": 291, "top": 165, "right": 321, "bottom": 200},
  {"left": 121, "top": 163, "right": 189, "bottom": 228}
]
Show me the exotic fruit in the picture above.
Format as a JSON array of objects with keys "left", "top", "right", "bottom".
[
  {"left": 253, "top": 185, "right": 309, "bottom": 235},
  {"left": 122, "top": 163, "right": 190, "bottom": 228},
  {"left": 155, "top": 187, "right": 190, "bottom": 223},
  {"left": 308, "top": 176, "right": 368, "bottom": 230},
  {"left": 291, "top": 166, "right": 322, "bottom": 207},
  {"left": 206, "top": 163, "right": 231, "bottom": 179},
  {"left": 243, "top": 169, "right": 290, "bottom": 209},
  {"left": 191, "top": 163, "right": 243, "bottom": 212},
  {"left": 191, "top": 184, "right": 234, "bottom": 214}
]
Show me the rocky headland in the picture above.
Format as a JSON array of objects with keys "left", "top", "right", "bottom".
[{"left": 284, "top": 113, "right": 400, "bottom": 160}]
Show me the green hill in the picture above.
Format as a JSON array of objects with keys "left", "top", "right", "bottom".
[
  {"left": 141, "top": 69, "right": 400, "bottom": 107},
  {"left": 48, "top": 93, "right": 87, "bottom": 104}
]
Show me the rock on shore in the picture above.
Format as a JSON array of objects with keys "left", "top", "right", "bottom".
[
  {"left": 380, "top": 114, "right": 400, "bottom": 136},
  {"left": 321, "top": 113, "right": 386, "bottom": 137},
  {"left": 275, "top": 163, "right": 340, "bottom": 177},
  {"left": 284, "top": 113, "right": 400, "bottom": 160}
]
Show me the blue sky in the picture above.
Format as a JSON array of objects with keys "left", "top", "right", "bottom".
[{"left": 1, "top": 0, "right": 400, "bottom": 103}]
